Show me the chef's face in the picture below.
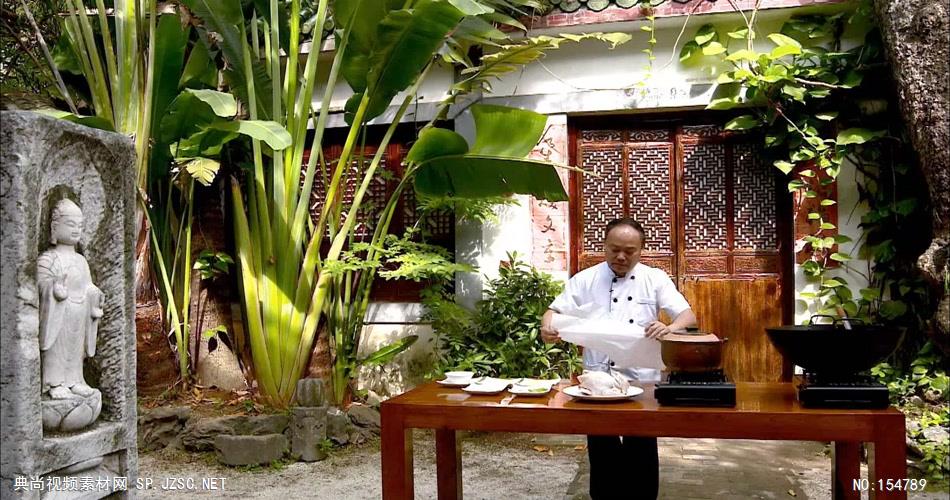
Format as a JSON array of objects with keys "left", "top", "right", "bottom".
[{"left": 604, "top": 225, "right": 643, "bottom": 276}]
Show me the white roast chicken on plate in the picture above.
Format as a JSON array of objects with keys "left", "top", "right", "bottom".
[{"left": 577, "top": 370, "right": 630, "bottom": 396}]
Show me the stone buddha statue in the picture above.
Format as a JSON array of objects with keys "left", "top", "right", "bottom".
[{"left": 37, "top": 199, "right": 103, "bottom": 400}]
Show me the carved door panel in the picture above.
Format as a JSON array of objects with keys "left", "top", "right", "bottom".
[
  {"left": 574, "top": 129, "right": 676, "bottom": 275},
  {"left": 677, "top": 129, "right": 787, "bottom": 382},
  {"left": 572, "top": 123, "right": 789, "bottom": 382}
]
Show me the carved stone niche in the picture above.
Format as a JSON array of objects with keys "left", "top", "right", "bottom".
[{"left": 1, "top": 111, "right": 137, "bottom": 499}]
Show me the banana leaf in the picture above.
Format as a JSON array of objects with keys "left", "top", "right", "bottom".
[{"left": 411, "top": 104, "right": 567, "bottom": 201}]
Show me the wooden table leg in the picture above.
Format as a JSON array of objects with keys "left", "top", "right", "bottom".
[
  {"left": 381, "top": 405, "right": 414, "bottom": 500},
  {"left": 832, "top": 441, "right": 861, "bottom": 500},
  {"left": 868, "top": 418, "right": 907, "bottom": 500},
  {"left": 436, "top": 429, "right": 462, "bottom": 500}
]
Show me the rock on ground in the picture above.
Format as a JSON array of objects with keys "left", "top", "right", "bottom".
[{"left": 214, "top": 434, "right": 289, "bottom": 466}]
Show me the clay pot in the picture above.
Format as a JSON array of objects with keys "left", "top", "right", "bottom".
[{"left": 660, "top": 328, "right": 727, "bottom": 373}]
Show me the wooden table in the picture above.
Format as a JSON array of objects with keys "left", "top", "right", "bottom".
[{"left": 381, "top": 381, "right": 907, "bottom": 500}]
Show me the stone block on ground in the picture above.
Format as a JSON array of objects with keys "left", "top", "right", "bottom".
[
  {"left": 364, "top": 389, "right": 385, "bottom": 408},
  {"left": 346, "top": 403, "right": 380, "bottom": 433},
  {"left": 290, "top": 406, "right": 328, "bottom": 462},
  {"left": 138, "top": 406, "right": 192, "bottom": 451},
  {"left": 295, "top": 378, "right": 327, "bottom": 407},
  {"left": 181, "top": 414, "right": 289, "bottom": 451},
  {"left": 214, "top": 434, "right": 288, "bottom": 466},
  {"left": 327, "top": 407, "right": 351, "bottom": 445},
  {"left": 921, "top": 425, "right": 948, "bottom": 444}
]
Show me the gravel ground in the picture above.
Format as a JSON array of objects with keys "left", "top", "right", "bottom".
[
  {"left": 138, "top": 431, "right": 579, "bottom": 499},
  {"left": 137, "top": 432, "right": 946, "bottom": 499}
]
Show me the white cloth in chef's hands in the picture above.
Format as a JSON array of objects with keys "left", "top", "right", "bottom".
[
  {"left": 577, "top": 370, "right": 631, "bottom": 396},
  {"left": 551, "top": 312, "right": 664, "bottom": 370}
]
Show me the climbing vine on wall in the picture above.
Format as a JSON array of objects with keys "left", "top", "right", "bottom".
[
  {"left": 680, "top": 6, "right": 933, "bottom": 333},
  {"left": 677, "top": 1, "right": 946, "bottom": 479}
]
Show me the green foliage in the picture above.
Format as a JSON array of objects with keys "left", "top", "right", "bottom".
[
  {"left": 872, "top": 342, "right": 949, "bottom": 479},
  {"left": 451, "top": 32, "right": 630, "bottom": 95},
  {"left": 692, "top": 6, "right": 933, "bottom": 328},
  {"left": 318, "top": 438, "right": 335, "bottom": 454},
  {"left": 411, "top": 104, "right": 568, "bottom": 201},
  {"left": 201, "top": 325, "right": 228, "bottom": 340},
  {"left": 425, "top": 252, "right": 581, "bottom": 379},
  {"left": 210, "top": 0, "right": 577, "bottom": 407},
  {"left": 872, "top": 343, "right": 949, "bottom": 405},
  {"left": 193, "top": 250, "right": 234, "bottom": 280},
  {"left": 0, "top": 0, "right": 62, "bottom": 102},
  {"left": 415, "top": 195, "right": 520, "bottom": 225}
]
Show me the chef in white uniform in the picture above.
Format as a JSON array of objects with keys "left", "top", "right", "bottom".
[{"left": 541, "top": 217, "right": 697, "bottom": 500}]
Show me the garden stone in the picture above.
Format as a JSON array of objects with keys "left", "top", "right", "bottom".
[
  {"left": 214, "top": 434, "right": 288, "bottom": 466},
  {"left": 1, "top": 111, "right": 138, "bottom": 498},
  {"left": 349, "top": 430, "right": 367, "bottom": 445},
  {"left": 923, "top": 390, "right": 943, "bottom": 404},
  {"left": 906, "top": 419, "right": 921, "bottom": 435},
  {"left": 346, "top": 403, "right": 381, "bottom": 433},
  {"left": 327, "top": 407, "right": 351, "bottom": 445},
  {"left": 290, "top": 406, "right": 328, "bottom": 462},
  {"left": 906, "top": 436, "right": 924, "bottom": 457},
  {"left": 364, "top": 389, "right": 385, "bottom": 408},
  {"left": 294, "top": 378, "right": 327, "bottom": 407},
  {"left": 138, "top": 406, "right": 192, "bottom": 451},
  {"left": 351, "top": 425, "right": 377, "bottom": 444},
  {"left": 181, "top": 414, "right": 290, "bottom": 451},
  {"left": 921, "top": 425, "right": 948, "bottom": 444}
]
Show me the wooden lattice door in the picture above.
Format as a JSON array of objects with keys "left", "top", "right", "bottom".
[
  {"left": 304, "top": 137, "right": 454, "bottom": 301},
  {"left": 571, "top": 123, "right": 790, "bottom": 382}
]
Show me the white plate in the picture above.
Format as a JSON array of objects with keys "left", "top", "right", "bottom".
[
  {"left": 508, "top": 385, "right": 552, "bottom": 396},
  {"left": 437, "top": 378, "right": 473, "bottom": 387},
  {"left": 462, "top": 378, "right": 512, "bottom": 394},
  {"left": 561, "top": 385, "right": 644, "bottom": 401}
]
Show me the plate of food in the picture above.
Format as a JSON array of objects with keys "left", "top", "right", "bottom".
[
  {"left": 508, "top": 385, "right": 553, "bottom": 396},
  {"left": 560, "top": 371, "right": 643, "bottom": 401},
  {"left": 462, "top": 377, "right": 512, "bottom": 394},
  {"left": 508, "top": 377, "right": 560, "bottom": 396},
  {"left": 561, "top": 384, "right": 643, "bottom": 401}
]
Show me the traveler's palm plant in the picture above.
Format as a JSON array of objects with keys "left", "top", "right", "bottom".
[
  {"left": 48, "top": 1, "right": 291, "bottom": 382},
  {"left": 180, "top": 0, "right": 579, "bottom": 407},
  {"left": 177, "top": 0, "right": 638, "bottom": 406}
]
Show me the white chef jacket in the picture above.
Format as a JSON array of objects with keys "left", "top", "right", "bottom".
[{"left": 549, "top": 262, "right": 691, "bottom": 382}]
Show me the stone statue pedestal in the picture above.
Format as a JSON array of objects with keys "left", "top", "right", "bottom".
[{"left": 42, "top": 391, "right": 102, "bottom": 433}]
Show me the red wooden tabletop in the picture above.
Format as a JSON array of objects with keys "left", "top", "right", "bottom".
[
  {"left": 382, "top": 381, "right": 904, "bottom": 441},
  {"left": 381, "top": 381, "right": 909, "bottom": 500}
]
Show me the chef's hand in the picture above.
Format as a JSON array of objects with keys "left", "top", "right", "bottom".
[
  {"left": 644, "top": 321, "right": 672, "bottom": 339},
  {"left": 540, "top": 324, "right": 561, "bottom": 344}
]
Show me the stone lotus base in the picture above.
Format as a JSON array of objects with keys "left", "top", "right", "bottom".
[{"left": 42, "top": 389, "right": 102, "bottom": 432}]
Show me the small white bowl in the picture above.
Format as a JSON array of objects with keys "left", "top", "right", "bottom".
[{"left": 443, "top": 371, "right": 474, "bottom": 382}]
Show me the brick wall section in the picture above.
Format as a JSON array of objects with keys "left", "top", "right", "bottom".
[{"left": 527, "top": 0, "right": 847, "bottom": 29}]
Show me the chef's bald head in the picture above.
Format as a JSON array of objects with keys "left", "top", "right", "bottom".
[{"left": 605, "top": 218, "right": 646, "bottom": 248}]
